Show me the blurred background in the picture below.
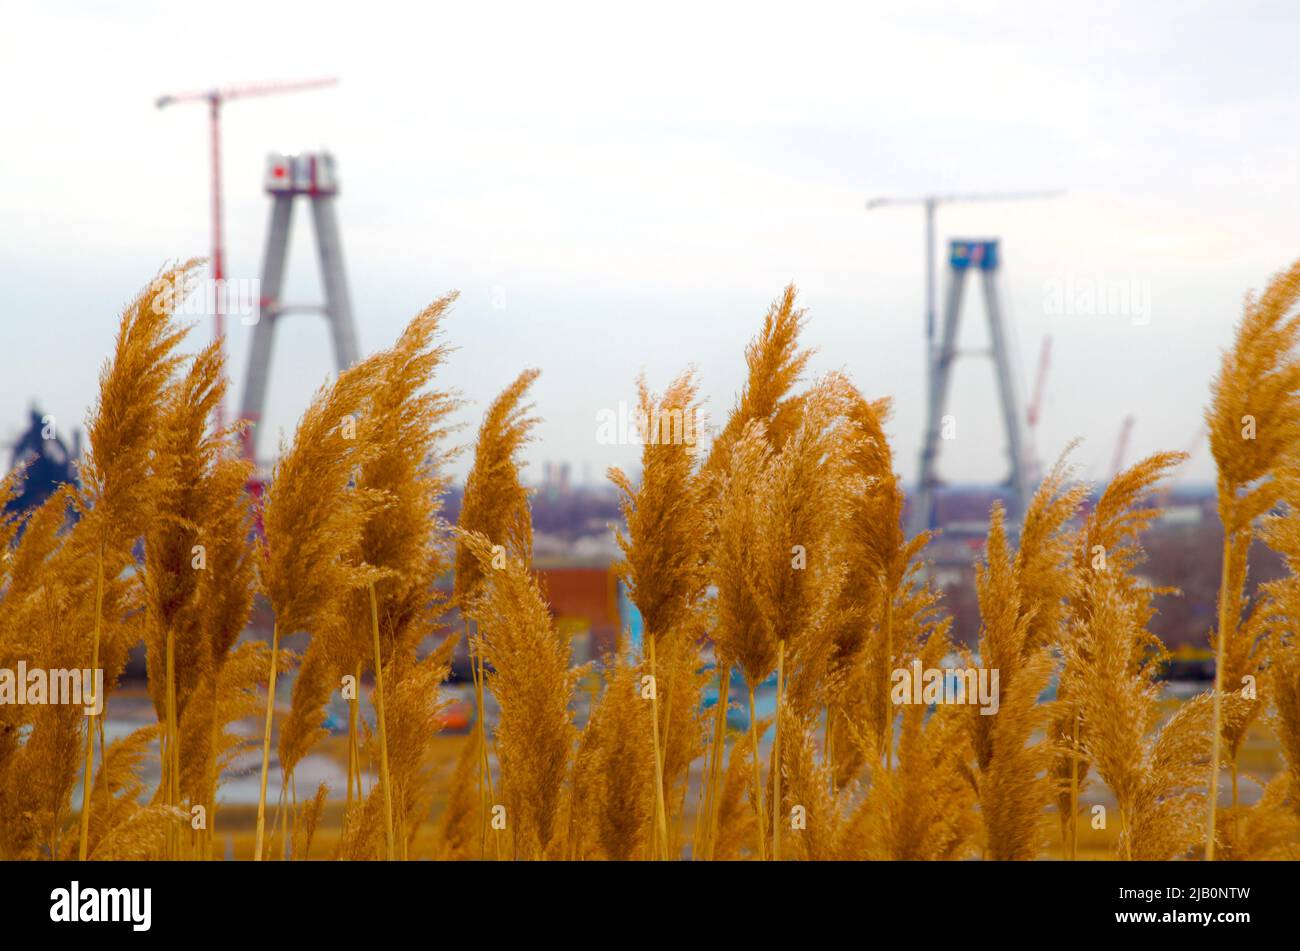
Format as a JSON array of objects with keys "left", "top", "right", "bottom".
[{"left": 4, "top": 0, "right": 1296, "bottom": 835}]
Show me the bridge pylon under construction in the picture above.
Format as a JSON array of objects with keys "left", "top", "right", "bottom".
[
  {"left": 911, "top": 239, "right": 1030, "bottom": 536},
  {"left": 239, "top": 150, "right": 360, "bottom": 463}
]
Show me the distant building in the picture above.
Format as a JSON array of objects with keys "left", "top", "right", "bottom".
[
  {"left": 6, "top": 407, "right": 79, "bottom": 516},
  {"left": 536, "top": 566, "right": 623, "bottom": 661},
  {"left": 1159, "top": 504, "right": 1203, "bottom": 525},
  {"left": 542, "top": 460, "right": 573, "bottom": 497}
]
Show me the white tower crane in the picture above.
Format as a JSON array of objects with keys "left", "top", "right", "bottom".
[{"left": 866, "top": 190, "right": 1064, "bottom": 534}]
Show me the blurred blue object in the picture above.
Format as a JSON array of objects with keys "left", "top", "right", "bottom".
[
  {"left": 949, "top": 239, "right": 999, "bottom": 271},
  {"left": 617, "top": 580, "right": 644, "bottom": 653}
]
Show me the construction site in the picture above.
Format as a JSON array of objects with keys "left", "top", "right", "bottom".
[
  {"left": 3, "top": 72, "right": 1251, "bottom": 858},
  {"left": 3, "top": 83, "right": 1231, "bottom": 657},
  {"left": 5, "top": 11, "right": 1300, "bottom": 928}
]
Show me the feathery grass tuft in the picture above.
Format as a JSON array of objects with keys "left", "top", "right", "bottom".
[
  {"left": 1204, "top": 259, "right": 1300, "bottom": 858},
  {"left": 460, "top": 531, "right": 580, "bottom": 859}
]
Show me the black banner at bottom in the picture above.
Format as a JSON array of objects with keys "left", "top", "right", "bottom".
[{"left": 0, "top": 859, "right": 1287, "bottom": 940}]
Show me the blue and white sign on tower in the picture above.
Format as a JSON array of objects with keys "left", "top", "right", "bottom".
[{"left": 949, "top": 240, "right": 1000, "bottom": 271}]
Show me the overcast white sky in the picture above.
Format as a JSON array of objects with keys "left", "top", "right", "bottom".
[{"left": 4, "top": 0, "right": 1299, "bottom": 488}]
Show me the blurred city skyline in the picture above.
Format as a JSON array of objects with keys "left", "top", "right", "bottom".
[{"left": 6, "top": 1, "right": 1300, "bottom": 489}]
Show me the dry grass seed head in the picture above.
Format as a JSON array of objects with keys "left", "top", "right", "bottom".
[
  {"left": 1207, "top": 259, "right": 1300, "bottom": 528},
  {"left": 259, "top": 347, "right": 393, "bottom": 636},
  {"left": 454, "top": 368, "right": 540, "bottom": 606},
  {"left": 460, "top": 531, "right": 580, "bottom": 858},
  {"left": 609, "top": 369, "right": 707, "bottom": 641}
]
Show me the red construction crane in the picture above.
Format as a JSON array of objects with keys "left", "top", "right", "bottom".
[
  {"left": 1154, "top": 423, "right": 1207, "bottom": 505},
  {"left": 1108, "top": 414, "right": 1136, "bottom": 481},
  {"left": 1026, "top": 335, "right": 1052, "bottom": 430},
  {"left": 156, "top": 77, "right": 339, "bottom": 432},
  {"left": 1024, "top": 335, "right": 1052, "bottom": 481}
]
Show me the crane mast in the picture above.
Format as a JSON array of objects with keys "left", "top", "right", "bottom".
[
  {"left": 1024, "top": 334, "right": 1052, "bottom": 482},
  {"left": 1108, "top": 415, "right": 1136, "bottom": 481},
  {"left": 155, "top": 78, "right": 339, "bottom": 433},
  {"left": 866, "top": 189, "right": 1063, "bottom": 534}
]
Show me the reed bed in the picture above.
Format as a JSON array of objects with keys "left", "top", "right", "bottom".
[{"left": 2, "top": 261, "right": 1300, "bottom": 861}]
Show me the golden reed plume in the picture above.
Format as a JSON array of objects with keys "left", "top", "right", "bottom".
[
  {"left": 8, "top": 262, "right": 1300, "bottom": 864},
  {"left": 1204, "top": 260, "right": 1300, "bottom": 858},
  {"left": 459, "top": 531, "right": 579, "bottom": 859},
  {"left": 609, "top": 370, "right": 708, "bottom": 858}
]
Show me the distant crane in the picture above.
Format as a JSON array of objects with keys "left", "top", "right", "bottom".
[
  {"left": 865, "top": 190, "right": 1064, "bottom": 533},
  {"left": 1180, "top": 423, "right": 1207, "bottom": 467},
  {"left": 156, "top": 77, "right": 339, "bottom": 432},
  {"left": 1154, "top": 423, "right": 1208, "bottom": 505},
  {"left": 239, "top": 151, "right": 359, "bottom": 464},
  {"left": 1108, "top": 414, "right": 1136, "bottom": 481},
  {"left": 908, "top": 239, "right": 1032, "bottom": 532},
  {"left": 1024, "top": 334, "right": 1052, "bottom": 483}
]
